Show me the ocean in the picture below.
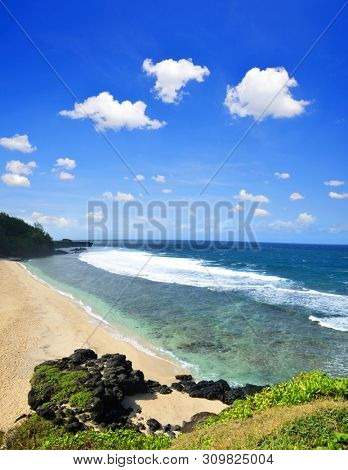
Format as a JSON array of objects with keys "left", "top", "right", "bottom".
[{"left": 24, "top": 242, "right": 348, "bottom": 386}]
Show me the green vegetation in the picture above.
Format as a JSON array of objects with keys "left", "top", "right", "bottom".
[
  {"left": 2, "top": 370, "right": 347, "bottom": 450},
  {"left": 173, "top": 371, "right": 348, "bottom": 450},
  {"left": 259, "top": 406, "right": 348, "bottom": 450},
  {"left": 31, "top": 365, "right": 89, "bottom": 405},
  {"left": 2, "top": 415, "right": 171, "bottom": 450},
  {"left": 69, "top": 391, "right": 94, "bottom": 408},
  {"left": 204, "top": 371, "right": 348, "bottom": 426},
  {"left": 0, "top": 212, "right": 53, "bottom": 258}
]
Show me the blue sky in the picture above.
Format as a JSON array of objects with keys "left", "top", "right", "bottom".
[{"left": 0, "top": 0, "right": 347, "bottom": 243}]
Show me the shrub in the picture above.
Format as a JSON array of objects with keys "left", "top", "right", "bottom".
[
  {"left": 258, "top": 407, "right": 348, "bottom": 450},
  {"left": 3, "top": 416, "right": 171, "bottom": 450},
  {"left": 204, "top": 371, "right": 348, "bottom": 426}
]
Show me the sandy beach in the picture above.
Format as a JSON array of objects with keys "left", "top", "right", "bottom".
[{"left": 0, "top": 259, "right": 226, "bottom": 431}]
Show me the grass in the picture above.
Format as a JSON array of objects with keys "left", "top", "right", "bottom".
[
  {"left": 2, "top": 415, "right": 171, "bottom": 450},
  {"left": 203, "top": 371, "right": 348, "bottom": 426},
  {"left": 3, "top": 370, "right": 347, "bottom": 450},
  {"left": 172, "top": 400, "right": 348, "bottom": 450},
  {"left": 259, "top": 406, "right": 348, "bottom": 450},
  {"left": 31, "top": 365, "right": 90, "bottom": 405}
]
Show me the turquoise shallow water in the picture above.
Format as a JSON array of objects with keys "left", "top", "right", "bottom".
[{"left": 25, "top": 242, "right": 348, "bottom": 386}]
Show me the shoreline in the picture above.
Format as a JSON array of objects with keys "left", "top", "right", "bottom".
[
  {"left": 0, "top": 259, "right": 226, "bottom": 430},
  {"left": 19, "top": 261, "right": 192, "bottom": 371}
]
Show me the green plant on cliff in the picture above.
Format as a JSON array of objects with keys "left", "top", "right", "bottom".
[
  {"left": 2, "top": 415, "right": 171, "bottom": 450},
  {"left": 203, "top": 371, "right": 348, "bottom": 426},
  {"left": 258, "top": 406, "right": 348, "bottom": 450}
]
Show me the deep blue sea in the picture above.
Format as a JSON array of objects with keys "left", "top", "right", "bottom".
[{"left": 25, "top": 242, "right": 348, "bottom": 386}]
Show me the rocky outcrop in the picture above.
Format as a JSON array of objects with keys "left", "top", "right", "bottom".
[
  {"left": 28, "top": 349, "right": 152, "bottom": 433},
  {"left": 171, "top": 376, "right": 265, "bottom": 405},
  {"left": 28, "top": 348, "right": 266, "bottom": 435}
]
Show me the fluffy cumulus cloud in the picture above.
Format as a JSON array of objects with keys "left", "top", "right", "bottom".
[
  {"left": 134, "top": 174, "right": 145, "bottom": 181},
  {"left": 55, "top": 158, "right": 76, "bottom": 170},
  {"left": 224, "top": 67, "right": 310, "bottom": 120},
  {"left": 152, "top": 174, "right": 166, "bottom": 183},
  {"left": 275, "top": 172, "right": 290, "bottom": 180},
  {"left": 102, "top": 191, "right": 135, "bottom": 202},
  {"left": 329, "top": 191, "right": 348, "bottom": 199},
  {"left": 5, "top": 160, "right": 36, "bottom": 175},
  {"left": 324, "top": 180, "right": 345, "bottom": 187},
  {"left": 0, "top": 134, "right": 37, "bottom": 153},
  {"left": 1, "top": 173, "right": 30, "bottom": 187},
  {"left": 32, "top": 211, "right": 71, "bottom": 228},
  {"left": 143, "top": 58, "right": 210, "bottom": 103},
  {"left": 59, "top": 171, "right": 74, "bottom": 180},
  {"left": 59, "top": 92, "right": 166, "bottom": 131},
  {"left": 234, "top": 189, "right": 270, "bottom": 203},
  {"left": 289, "top": 192, "right": 304, "bottom": 200},
  {"left": 254, "top": 208, "right": 270, "bottom": 217},
  {"left": 1, "top": 160, "right": 37, "bottom": 188},
  {"left": 270, "top": 212, "right": 316, "bottom": 231}
]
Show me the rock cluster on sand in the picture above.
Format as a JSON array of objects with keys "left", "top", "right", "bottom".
[
  {"left": 27, "top": 349, "right": 265, "bottom": 434},
  {"left": 28, "top": 349, "right": 152, "bottom": 433},
  {"left": 172, "top": 375, "right": 265, "bottom": 405}
]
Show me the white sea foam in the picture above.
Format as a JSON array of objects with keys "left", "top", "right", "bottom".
[
  {"left": 79, "top": 248, "right": 285, "bottom": 288},
  {"left": 79, "top": 248, "right": 348, "bottom": 332},
  {"left": 308, "top": 315, "right": 348, "bottom": 332}
]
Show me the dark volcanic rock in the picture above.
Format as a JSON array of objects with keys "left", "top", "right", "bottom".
[
  {"left": 185, "top": 379, "right": 231, "bottom": 402},
  {"left": 36, "top": 406, "right": 56, "bottom": 421},
  {"left": 181, "top": 412, "right": 217, "bottom": 433},
  {"left": 28, "top": 349, "right": 151, "bottom": 432},
  {"left": 146, "top": 418, "right": 161, "bottom": 432},
  {"left": 171, "top": 382, "right": 184, "bottom": 392},
  {"left": 69, "top": 349, "right": 98, "bottom": 365},
  {"left": 223, "top": 384, "right": 265, "bottom": 405},
  {"left": 175, "top": 374, "right": 193, "bottom": 382}
]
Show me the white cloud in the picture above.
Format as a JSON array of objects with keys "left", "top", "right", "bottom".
[
  {"left": 115, "top": 192, "right": 135, "bottom": 201},
  {"left": 297, "top": 212, "right": 316, "bottom": 224},
  {"left": 102, "top": 191, "right": 113, "bottom": 200},
  {"left": 5, "top": 160, "right": 36, "bottom": 175},
  {"left": 152, "top": 174, "right": 166, "bottom": 183},
  {"left": 143, "top": 58, "right": 210, "bottom": 103},
  {"left": 59, "top": 91, "right": 166, "bottom": 131},
  {"left": 161, "top": 188, "right": 172, "bottom": 194},
  {"left": 289, "top": 192, "right": 304, "bottom": 200},
  {"left": 32, "top": 211, "right": 71, "bottom": 228},
  {"left": 254, "top": 208, "right": 270, "bottom": 217},
  {"left": 329, "top": 191, "right": 348, "bottom": 199},
  {"left": 0, "top": 134, "right": 37, "bottom": 153},
  {"left": 275, "top": 172, "right": 290, "bottom": 180},
  {"left": 134, "top": 174, "right": 145, "bottom": 181},
  {"left": 102, "top": 191, "right": 135, "bottom": 201},
  {"left": 59, "top": 171, "right": 75, "bottom": 180},
  {"left": 87, "top": 210, "right": 104, "bottom": 223},
  {"left": 55, "top": 158, "right": 76, "bottom": 170},
  {"left": 324, "top": 180, "right": 345, "bottom": 187},
  {"left": 1, "top": 173, "right": 30, "bottom": 187},
  {"left": 224, "top": 67, "right": 310, "bottom": 120},
  {"left": 270, "top": 212, "right": 316, "bottom": 231},
  {"left": 234, "top": 189, "right": 270, "bottom": 203}
]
